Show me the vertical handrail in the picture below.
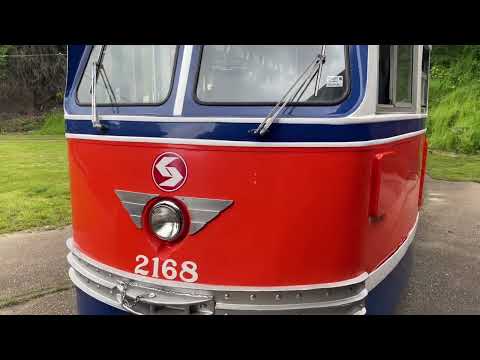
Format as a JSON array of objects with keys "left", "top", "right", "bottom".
[
  {"left": 418, "top": 137, "right": 429, "bottom": 208},
  {"left": 369, "top": 151, "right": 395, "bottom": 221}
]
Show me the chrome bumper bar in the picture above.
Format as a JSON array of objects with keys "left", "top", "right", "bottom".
[{"left": 67, "top": 214, "right": 418, "bottom": 315}]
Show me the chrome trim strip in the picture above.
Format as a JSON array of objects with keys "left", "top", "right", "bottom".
[
  {"left": 354, "top": 307, "right": 367, "bottom": 315},
  {"left": 68, "top": 253, "right": 116, "bottom": 289},
  {"left": 115, "top": 190, "right": 233, "bottom": 235},
  {"left": 67, "top": 247, "right": 367, "bottom": 314},
  {"left": 66, "top": 129, "right": 426, "bottom": 148},
  {"left": 66, "top": 237, "right": 368, "bottom": 291},
  {"left": 115, "top": 190, "right": 157, "bottom": 205},
  {"left": 66, "top": 211, "right": 419, "bottom": 314},
  {"left": 365, "top": 213, "right": 419, "bottom": 291},
  {"left": 176, "top": 196, "right": 233, "bottom": 235},
  {"left": 216, "top": 289, "right": 368, "bottom": 312},
  {"left": 69, "top": 258, "right": 216, "bottom": 315},
  {"left": 69, "top": 268, "right": 123, "bottom": 310},
  {"left": 64, "top": 113, "right": 427, "bottom": 125},
  {"left": 176, "top": 197, "right": 233, "bottom": 213},
  {"left": 115, "top": 190, "right": 156, "bottom": 229}
]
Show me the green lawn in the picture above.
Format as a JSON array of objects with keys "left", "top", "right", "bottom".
[
  {"left": 0, "top": 134, "right": 71, "bottom": 234},
  {"left": 427, "top": 150, "right": 480, "bottom": 183}
]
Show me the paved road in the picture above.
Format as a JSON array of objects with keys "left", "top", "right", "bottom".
[
  {"left": 0, "top": 226, "right": 75, "bottom": 315},
  {"left": 0, "top": 176, "right": 479, "bottom": 315},
  {"left": 395, "top": 177, "right": 480, "bottom": 314}
]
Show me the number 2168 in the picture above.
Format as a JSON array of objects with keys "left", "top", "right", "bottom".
[{"left": 134, "top": 255, "right": 198, "bottom": 283}]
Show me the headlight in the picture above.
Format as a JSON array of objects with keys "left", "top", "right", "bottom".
[{"left": 148, "top": 200, "right": 184, "bottom": 242}]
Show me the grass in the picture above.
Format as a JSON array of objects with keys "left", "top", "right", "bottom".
[
  {"left": 427, "top": 150, "right": 480, "bottom": 183},
  {"left": 31, "top": 110, "right": 65, "bottom": 135},
  {"left": 0, "top": 134, "right": 71, "bottom": 234},
  {"left": 427, "top": 80, "right": 480, "bottom": 154}
]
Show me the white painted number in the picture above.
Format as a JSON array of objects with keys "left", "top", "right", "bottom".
[
  {"left": 161, "top": 259, "right": 178, "bottom": 280},
  {"left": 180, "top": 261, "right": 199, "bottom": 283},
  {"left": 151, "top": 257, "right": 160, "bottom": 278},
  {"left": 134, "top": 255, "right": 198, "bottom": 283},
  {"left": 134, "top": 255, "right": 149, "bottom": 276}
]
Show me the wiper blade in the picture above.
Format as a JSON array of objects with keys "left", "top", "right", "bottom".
[
  {"left": 96, "top": 45, "right": 107, "bottom": 82},
  {"left": 253, "top": 46, "right": 327, "bottom": 136},
  {"left": 90, "top": 45, "right": 118, "bottom": 107},
  {"left": 99, "top": 64, "right": 118, "bottom": 106}
]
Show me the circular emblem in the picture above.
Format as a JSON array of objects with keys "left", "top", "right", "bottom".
[{"left": 152, "top": 152, "right": 188, "bottom": 192}]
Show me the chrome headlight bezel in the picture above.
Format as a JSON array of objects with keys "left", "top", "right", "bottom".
[{"left": 148, "top": 199, "right": 185, "bottom": 242}]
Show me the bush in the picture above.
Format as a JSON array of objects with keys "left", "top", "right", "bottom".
[
  {"left": 0, "top": 109, "right": 64, "bottom": 135},
  {"left": 34, "top": 110, "right": 65, "bottom": 135},
  {"left": 0, "top": 114, "right": 44, "bottom": 134},
  {"left": 428, "top": 46, "right": 480, "bottom": 154},
  {"left": 428, "top": 81, "right": 480, "bottom": 154}
]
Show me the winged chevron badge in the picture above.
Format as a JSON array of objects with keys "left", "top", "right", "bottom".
[{"left": 115, "top": 190, "right": 233, "bottom": 235}]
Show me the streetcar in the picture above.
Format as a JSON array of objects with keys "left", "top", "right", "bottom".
[{"left": 64, "top": 45, "right": 430, "bottom": 315}]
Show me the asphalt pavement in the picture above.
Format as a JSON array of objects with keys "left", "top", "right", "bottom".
[{"left": 0, "top": 176, "right": 478, "bottom": 315}]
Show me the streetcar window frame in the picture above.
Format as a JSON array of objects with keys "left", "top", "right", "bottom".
[
  {"left": 421, "top": 45, "right": 432, "bottom": 113},
  {"left": 75, "top": 45, "right": 179, "bottom": 107},
  {"left": 377, "top": 45, "right": 419, "bottom": 113},
  {"left": 192, "top": 45, "right": 351, "bottom": 106}
]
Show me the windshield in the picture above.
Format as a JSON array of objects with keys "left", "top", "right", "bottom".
[
  {"left": 77, "top": 45, "right": 177, "bottom": 105},
  {"left": 196, "top": 45, "right": 348, "bottom": 104}
]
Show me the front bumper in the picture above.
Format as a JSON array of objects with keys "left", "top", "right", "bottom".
[{"left": 67, "top": 214, "right": 418, "bottom": 315}]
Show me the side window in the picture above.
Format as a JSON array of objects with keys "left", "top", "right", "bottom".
[
  {"left": 395, "top": 45, "right": 413, "bottom": 104},
  {"left": 378, "top": 45, "right": 392, "bottom": 105},
  {"left": 421, "top": 45, "right": 431, "bottom": 112},
  {"left": 377, "top": 45, "right": 416, "bottom": 112}
]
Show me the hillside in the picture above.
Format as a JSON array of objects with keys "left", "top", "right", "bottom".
[{"left": 428, "top": 46, "right": 480, "bottom": 154}]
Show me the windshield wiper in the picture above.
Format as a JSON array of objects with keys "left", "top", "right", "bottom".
[
  {"left": 314, "top": 45, "right": 327, "bottom": 96},
  {"left": 90, "top": 45, "right": 117, "bottom": 129},
  {"left": 253, "top": 46, "right": 326, "bottom": 136}
]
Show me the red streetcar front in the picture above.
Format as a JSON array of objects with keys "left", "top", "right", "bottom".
[{"left": 65, "top": 45, "right": 430, "bottom": 314}]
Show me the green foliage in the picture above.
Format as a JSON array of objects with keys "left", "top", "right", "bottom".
[
  {"left": 430, "top": 48, "right": 480, "bottom": 92},
  {"left": 0, "top": 45, "right": 13, "bottom": 80},
  {"left": 0, "top": 110, "right": 64, "bottom": 135},
  {"left": 428, "top": 80, "right": 480, "bottom": 154},
  {"left": 0, "top": 115, "right": 44, "bottom": 133},
  {"left": 428, "top": 46, "right": 480, "bottom": 154},
  {"left": 0, "top": 45, "right": 67, "bottom": 112},
  {"left": 33, "top": 110, "right": 65, "bottom": 135}
]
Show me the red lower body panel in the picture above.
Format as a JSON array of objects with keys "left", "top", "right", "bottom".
[{"left": 67, "top": 135, "right": 424, "bottom": 286}]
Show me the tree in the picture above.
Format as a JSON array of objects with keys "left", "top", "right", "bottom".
[{"left": 0, "top": 45, "right": 67, "bottom": 113}]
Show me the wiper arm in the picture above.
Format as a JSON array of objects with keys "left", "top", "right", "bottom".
[
  {"left": 90, "top": 45, "right": 117, "bottom": 129},
  {"left": 314, "top": 45, "right": 327, "bottom": 96},
  {"left": 91, "top": 59, "right": 101, "bottom": 128},
  {"left": 253, "top": 46, "right": 327, "bottom": 136}
]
